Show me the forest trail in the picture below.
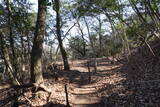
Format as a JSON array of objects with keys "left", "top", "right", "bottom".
[
  {"left": 1, "top": 0, "right": 160, "bottom": 106},
  {"left": 71, "top": 86, "right": 102, "bottom": 107},
  {"left": 41, "top": 58, "right": 125, "bottom": 107},
  {"left": 48, "top": 46, "right": 160, "bottom": 107},
  {"left": 66, "top": 58, "right": 125, "bottom": 107},
  {"left": 1, "top": 51, "right": 160, "bottom": 107}
]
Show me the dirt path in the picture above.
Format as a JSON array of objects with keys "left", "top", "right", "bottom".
[
  {"left": 44, "top": 57, "right": 160, "bottom": 107},
  {"left": 71, "top": 86, "right": 102, "bottom": 107},
  {"left": 69, "top": 71, "right": 124, "bottom": 107},
  {"left": 65, "top": 59, "right": 125, "bottom": 107}
]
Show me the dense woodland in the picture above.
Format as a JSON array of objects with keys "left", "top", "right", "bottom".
[{"left": 0, "top": 0, "right": 160, "bottom": 107}]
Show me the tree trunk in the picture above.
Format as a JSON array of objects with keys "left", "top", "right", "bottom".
[
  {"left": 76, "top": 19, "right": 86, "bottom": 56},
  {"left": 83, "top": 17, "right": 95, "bottom": 57},
  {"left": 30, "top": 0, "right": 47, "bottom": 84},
  {"left": 96, "top": 16, "right": 102, "bottom": 57},
  {"left": 5, "top": 0, "right": 19, "bottom": 81},
  {"left": 0, "top": 31, "right": 20, "bottom": 85},
  {"left": 54, "top": 0, "right": 70, "bottom": 70}
]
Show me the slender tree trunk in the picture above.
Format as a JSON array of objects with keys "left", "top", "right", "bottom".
[
  {"left": 76, "top": 19, "right": 86, "bottom": 56},
  {"left": 146, "top": 0, "right": 160, "bottom": 22},
  {"left": 0, "top": 31, "right": 20, "bottom": 85},
  {"left": 30, "top": 0, "right": 47, "bottom": 84},
  {"left": 20, "top": 32, "right": 26, "bottom": 83},
  {"left": 5, "top": 0, "right": 19, "bottom": 80},
  {"left": 129, "top": 0, "right": 146, "bottom": 23},
  {"left": 83, "top": 17, "right": 95, "bottom": 57},
  {"left": 144, "top": 1, "right": 159, "bottom": 27},
  {"left": 99, "top": 23, "right": 102, "bottom": 57},
  {"left": 96, "top": 16, "right": 103, "bottom": 57},
  {"left": 27, "top": 33, "right": 31, "bottom": 55},
  {"left": 128, "top": 0, "right": 160, "bottom": 39},
  {"left": 54, "top": 0, "right": 70, "bottom": 70}
]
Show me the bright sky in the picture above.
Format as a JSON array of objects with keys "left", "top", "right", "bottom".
[
  {"left": 29, "top": 0, "right": 38, "bottom": 12},
  {"left": 28, "top": 0, "right": 115, "bottom": 49},
  {"left": 3, "top": 0, "right": 133, "bottom": 49}
]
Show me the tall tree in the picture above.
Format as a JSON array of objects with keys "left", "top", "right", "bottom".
[
  {"left": 0, "top": 31, "right": 20, "bottom": 85},
  {"left": 5, "top": 0, "right": 19, "bottom": 82},
  {"left": 83, "top": 17, "right": 96, "bottom": 57},
  {"left": 96, "top": 16, "right": 103, "bottom": 57},
  {"left": 30, "top": 0, "right": 47, "bottom": 84},
  {"left": 76, "top": 19, "right": 86, "bottom": 57},
  {"left": 54, "top": 0, "right": 70, "bottom": 70}
]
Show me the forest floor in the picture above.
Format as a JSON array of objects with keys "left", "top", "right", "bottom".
[
  {"left": 1, "top": 41, "right": 160, "bottom": 107},
  {"left": 42, "top": 55, "right": 160, "bottom": 107},
  {"left": 30, "top": 58, "right": 127, "bottom": 107}
]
